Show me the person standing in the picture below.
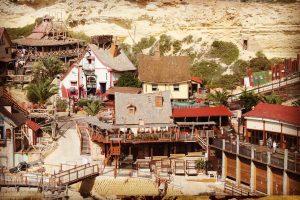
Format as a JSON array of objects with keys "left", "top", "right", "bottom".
[
  {"left": 267, "top": 137, "right": 272, "bottom": 149},
  {"left": 273, "top": 140, "right": 277, "bottom": 153}
]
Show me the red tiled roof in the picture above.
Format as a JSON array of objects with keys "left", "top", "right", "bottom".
[
  {"left": 172, "top": 106, "right": 233, "bottom": 118},
  {"left": 243, "top": 103, "right": 300, "bottom": 126},
  {"left": 191, "top": 76, "right": 202, "bottom": 84},
  {"left": 26, "top": 120, "right": 41, "bottom": 132}
]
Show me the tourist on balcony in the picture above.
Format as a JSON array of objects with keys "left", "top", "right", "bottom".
[
  {"left": 273, "top": 140, "right": 277, "bottom": 153},
  {"left": 267, "top": 137, "right": 272, "bottom": 149}
]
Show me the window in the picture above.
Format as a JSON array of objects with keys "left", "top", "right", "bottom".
[
  {"left": 127, "top": 104, "right": 136, "bottom": 115},
  {"left": 70, "top": 81, "right": 77, "bottom": 86},
  {"left": 173, "top": 84, "right": 179, "bottom": 91},
  {"left": 152, "top": 84, "right": 158, "bottom": 91}
]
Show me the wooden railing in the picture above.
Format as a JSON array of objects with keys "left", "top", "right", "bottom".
[
  {"left": 51, "top": 164, "right": 99, "bottom": 186},
  {"left": 16, "top": 48, "right": 85, "bottom": 60},
  {"left": 90, "top": 131, "right": 200, "bottom": 143}
]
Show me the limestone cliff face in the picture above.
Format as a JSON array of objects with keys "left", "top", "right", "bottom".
[{"left": 1, "top": 0, "right": 300, "bottom": 58}]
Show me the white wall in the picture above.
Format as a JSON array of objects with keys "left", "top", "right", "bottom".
[
  {"left": 265, "top": 121, "right": 281, "bottom": 133},
  {"left": 282, "top": 124, "right": 298, "bottom": 137},
  {"left": 246, "top": 119, "right": 264, "bottom": 130}
]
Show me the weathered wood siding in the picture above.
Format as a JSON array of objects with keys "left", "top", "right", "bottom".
[
  {"left": 240, "top": 157, "right": 251, "bottom": 185},
  {"left": 256, "top": 163, "right": 267, "bottom": 194},
  {"left": 272, "top": 168, "right": 283, "bottom": 195},
  {"left": 226, "top": 153, "right": 236, "bottom": 179},
  {"left": 288, "top": 173, "right": 300, "bottom": 195}
]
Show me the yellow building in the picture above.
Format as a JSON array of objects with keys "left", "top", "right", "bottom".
[{"left": 138, "top": 53, "right": 198, "bottom": 100}]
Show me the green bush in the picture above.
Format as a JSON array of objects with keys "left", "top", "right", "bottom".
[
  {"left": 250, "top": 57, "right": 271, "bottom": 72},
  {"left": 196, "top": 159, "right": 206, "bottom": 170},
  {"left": 213, "top": 74, "right": 240, "bottom": 90},
  {"left": 232, "top": 59, "right": 249, "bottom": 78},
  {"left": 56, "top": 98, "right": 68, "bottom": 111},
  {"left": 159, "top": 34, "right": 172, "bottom": 56},
  {"left": 116, "top": 72, "right": 142, "bottom": 88},
  {"left": 78, "top": 99, "right": 93, "bottom": 108},
  {"left": 132, "top": 36, "right": 156, "bottom": 55},
  {"left": 172, "top": 40, "right": 182, "bottom": 54},
  {"left": 69, "top": 31, "right": 91, "bottom": 42},
  {"left": 191, "top": 61, "right": 224, "bottom": 87},
  {"left": 209, "top": 40, "right": 239, "bottom": 65},
  {"left": 182, "top": 35, "right": 193, "bottom": 44}
]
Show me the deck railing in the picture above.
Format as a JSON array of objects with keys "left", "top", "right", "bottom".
[
  {"left": 90, "top": 130, "right": 199, "bottom": 143},
  {"left": 51, "top": 164, "right": 99, "bottom": 186},
  {"left": 270, "top": 155, "right": 284, "bottom": 168}
]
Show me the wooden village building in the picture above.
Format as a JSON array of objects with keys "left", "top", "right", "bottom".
[
  {"left": 209, "top": 103, "right": 300, "bottom": 195},
  {"left": 0, "top": 27, "right": 15, "bottom": 81},
  {"left": 59, "top": 40, "right": 136, "bottom": 99},
  {"left": 137, "top": 52, "right": 202, "bottom": 100},
  {"left": 0, "top": 88, "right": 44, "bottom": 168},
  {"left": 11, "top": 15, "right": 85, "bottom": 83}
]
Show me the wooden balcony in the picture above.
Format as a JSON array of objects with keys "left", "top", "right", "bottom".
[
  {"left": 210, "top": 138, "right": 300, "bottom": 175},
  {"left": 16, "top": 48, "right": 85, "bottom": 60},
  {"left": 89, "top": 129, "right": 203, "bottom": 144}
]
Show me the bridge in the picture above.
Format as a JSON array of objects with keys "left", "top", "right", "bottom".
[
  {"left": 0, "top": 163, "right": 99, "bottom": 190},
  {"left": 229, "top": 73, "right": 300, "bottom": 102}
]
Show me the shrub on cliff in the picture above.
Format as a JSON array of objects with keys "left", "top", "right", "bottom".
[{"left": 209, "top": 40, "right": 239, "bottom": 65}]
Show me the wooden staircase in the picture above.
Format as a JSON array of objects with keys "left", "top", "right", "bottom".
[
  {"left": 0, "top": 87, "right": 28, "bottom": 115},
  {"left": 195, "top": 135, "right": 207, "bottom": 150},
  {"left": 76, "top": 122, "right": 91, "bottom": 155},
  {"left": 103, "top": 141, "right": 121, "bottom": 177}
]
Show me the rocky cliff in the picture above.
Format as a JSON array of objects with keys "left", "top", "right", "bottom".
[{"left": 1, "top": 0, "right": 300, "bottom": 58}]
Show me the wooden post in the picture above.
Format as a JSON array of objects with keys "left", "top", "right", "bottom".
[
  {"left": 280, "top": 123, "right": 283, "bottom": 149},
  {"left": 263, "top": 121, "right": 266, "bottom": 145}
]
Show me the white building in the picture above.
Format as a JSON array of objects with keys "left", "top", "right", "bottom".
[{"left": 60, "top": 43, "right": 135, "bottom": 99}]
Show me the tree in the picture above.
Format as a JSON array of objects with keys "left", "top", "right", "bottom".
[
  {"left": 207, "top": 90, "right": 229, "bottom": 106},
  {"left": 249, "top": 56, "right": 271, "bottom": 72},
  {"left": 159, "top": 34, "right": 172, "bottom": 56},
  {"left": 116, "top": 72, "right": 141, "bottom": 87},
  {"left": 32, "top": 57, "right": 66, "bottom": 81},
  {"left": 132, "top": 36, "right": 156, "bottom": 55},
  {"left": 261, "top": 93, "right": 283, "bottom": 104},
  {"left": 239, "top": 90, "right": 260, "bottom": 112},
  {"left": 191, "top": 61, "right": 223, "bottom": 87},
  {"left": 214, "top": 75, "right": 240, "bottom": 90},
  {"left": 26, "top": 79, "right": 58, "bottom": 106},
  {"left": 209, "top": 40, "right": 239, "bottom": 65},
  {"left": 232, "top": 59, "right": 249, "bottom": 78},
  {"left": 83, "top": 101, "right": 102, "bottom": 116}
]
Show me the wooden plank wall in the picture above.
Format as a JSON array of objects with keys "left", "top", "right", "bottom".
[
  {"left": 272, "top": 168, "right": 283, "bottom": 195},
  {"left": 240, "top": 157, "right": 251, "bottom": 185},
  {"left": 256, "top": 163, "right": 268, "bottom": 194},
  {"left": 226, "top": 153, "right": 236, "bottom": 179},
  {"left": 288, "top": 173, "right": 300, "bottom": 195}
]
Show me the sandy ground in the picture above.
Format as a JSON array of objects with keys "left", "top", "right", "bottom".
[{"left": 44, "top": 127, "right": 91, "bottom": 173}]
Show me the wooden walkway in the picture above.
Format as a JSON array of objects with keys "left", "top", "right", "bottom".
[{"left": 0, "top": 164, "right": 99, "bottom": 190}]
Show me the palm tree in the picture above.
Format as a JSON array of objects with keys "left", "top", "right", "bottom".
[
  {"left": 26, "top": 79, "right": 58, "bottom": 107},
  {"left": 32, "top": 57, "right": 66, "bottom": 81},
  {"left": 83, "top": 101, "right": 102, "bottom": 116},
  {"left": 239, "top": 89, "right": 260, "bottom": 112},
  {"left": 261, "top": 93, "right": 283, "bottom": 104},
  {"left": 207, "top": 90, "right": 229, "bottom": 106}
]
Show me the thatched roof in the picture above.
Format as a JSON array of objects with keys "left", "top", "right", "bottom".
[{"left": 137, "top": 54, "right": 191, "bottom": 83}]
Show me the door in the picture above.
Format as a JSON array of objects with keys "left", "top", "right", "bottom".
[{"left": 100, "top": 82, "right": 106, "bottom": 94}]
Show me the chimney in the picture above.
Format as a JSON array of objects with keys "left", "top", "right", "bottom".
[{"left": 110, "top": 44, "right": 119, "bottom": 57}]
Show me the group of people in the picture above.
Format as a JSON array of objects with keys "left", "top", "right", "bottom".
[{"left": 267, "top": 137, "right": 278, "bottom": 153}]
